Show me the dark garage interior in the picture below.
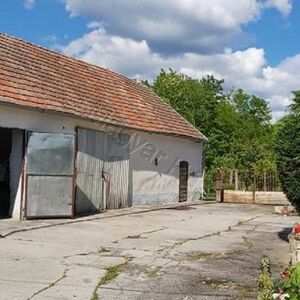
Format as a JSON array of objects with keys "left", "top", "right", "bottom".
[{"left": 0, "top": 128, "right": 12, "bottom": 218}]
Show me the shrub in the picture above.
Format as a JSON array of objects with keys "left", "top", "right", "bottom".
[
  {"left": 275, "top": 114, "right": 300, "bottom": 212},
  {"left": 273, "top": 264, "right": 300, "bottom": 300},
  {"left": 258, "top": 258, "right": 300, "bottom": 300},
  {"left": 258, "top": 256, "right": 274, "bottom": 300}
]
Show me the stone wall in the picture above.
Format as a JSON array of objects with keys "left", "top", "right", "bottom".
[{"left": 289, "top": 230, "right": 300, "bottom": 264}]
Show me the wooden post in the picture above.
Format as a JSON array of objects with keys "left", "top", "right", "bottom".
[
  {"left": 235, "top": 170, "right": 239, "bottom": 191},
  {"left": 263, "top": 171, "right": 267, "bottom": 192},
  {"left": 253, "top": 171, "right": 256, "bottom": 204},
  {"left": 229, "top": 170, "right": 233, "bottom": 185},
  {"left": 215, "top": 170, "right": 224, "bottom": 202}
]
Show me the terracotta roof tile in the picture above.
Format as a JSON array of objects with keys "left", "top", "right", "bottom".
[{"left": 0, "top": 33, "right": 206, "bottom": 141}]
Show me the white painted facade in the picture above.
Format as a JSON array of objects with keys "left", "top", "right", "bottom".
[
  {"left": 0, "top": 104, "right": 205, "bottom": 219},
  {"left": 128, "top": 131, "right": 204, "bottom": 205}
]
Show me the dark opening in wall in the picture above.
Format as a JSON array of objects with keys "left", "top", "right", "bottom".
[{"left": 0, "top": 128, "right": 12, "bottom": 218}]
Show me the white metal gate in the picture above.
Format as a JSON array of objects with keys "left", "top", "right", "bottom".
[{"left": 25, "top": 132, "right": 75, "bottom": 218}]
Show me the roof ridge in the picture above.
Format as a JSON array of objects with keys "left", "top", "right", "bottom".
[
  {"left": 141, "top": 84, "right": 208, "bottom": 141},
  {"left": 0, "top": 32, "right": 136, "bottom": 85},
  {"left": 0, "top": 32, "right": 206, "bottom": 141}
]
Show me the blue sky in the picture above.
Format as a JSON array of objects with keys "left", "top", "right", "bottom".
[
  {"left": 0, "top": 0, "right": 299, "bottom": 119},
  {"left": 245, "top": 0, "right": 300, "bottom": 66}
]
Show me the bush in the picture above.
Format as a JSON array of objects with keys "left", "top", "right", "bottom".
[
  {"left": 275, "top": 114, "right": 300, "bottom": 212},
  {"left": 258, "top": 258, "right": 300, "bottom": 300}
]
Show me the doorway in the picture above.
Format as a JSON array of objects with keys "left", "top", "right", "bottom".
[
  {"left": 0, "top": 128, "right": 12, "bottom": 218},
  {"left": 179, "top": 161, "right": 189, "bottom": 202}
]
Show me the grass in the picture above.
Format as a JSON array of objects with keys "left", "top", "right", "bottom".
[
  {"left": 242, "top": 236, "right": 254, "bottom": 249},
  {"left": 147, "top": 267, "right": 160, "bottom": 278},
  {"left": 99, "top": 265, "right": 123, "bottom": 285},
  {"left": 28, "top": 269, "right": 68, "bottom": 299},
  {"left": 91, "top": 264, "right": 126, "bottom": 300}
]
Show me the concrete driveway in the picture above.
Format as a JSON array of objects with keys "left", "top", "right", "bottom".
[{"left": 0, "top": 203, "right": 297, "bottom": 300}]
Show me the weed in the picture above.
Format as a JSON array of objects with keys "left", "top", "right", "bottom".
[
  {"left": 147, "top": 267, "right": 160, "bottom": 278},
  {"left": 98, "top": 247, "right": 111, "bottom": 254},
  {"left": 91, "top": 263, "right": 127, "bottom": 300},
  {"left": 126, "top": 234, "right": 143, "bottom": 239}
]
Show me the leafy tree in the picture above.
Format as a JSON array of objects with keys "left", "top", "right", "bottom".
[
  {"left": 152, "top": 69, "right": 224, "bottom": 137},
  {"left": 275, "top": 91, "right": 300, "bottom": 210},
  {"left": 146, "top": 69, "right": 276, "bottom": 193},
  {"left": 229, "top": 89, "right": 274, "bottom": 172},
  {"left": 290, "top": 90, "right": 300, "bottom": 113}
]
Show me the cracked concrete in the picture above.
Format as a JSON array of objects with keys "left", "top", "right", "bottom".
[
  {"left": 0, "top": 203, "right": 297, "bottom": 299},
  {"left": 27, "top": 269, "right": 69, "bottom": 300}
]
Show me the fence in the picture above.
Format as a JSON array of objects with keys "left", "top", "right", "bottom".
[
  {"left": 214, "top": 170, "right": 288, "bottom": 205},
  {"left": 220, "top": 170, "right": 281, "bottom": 192}
]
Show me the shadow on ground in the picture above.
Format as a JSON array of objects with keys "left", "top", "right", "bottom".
[{"left": 277, "top": 227, "right": 292, "bottom": 242}]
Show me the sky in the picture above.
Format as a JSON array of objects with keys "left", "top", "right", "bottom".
[{"left": 1, "top": 0, "right": 300, "bottom": 120}]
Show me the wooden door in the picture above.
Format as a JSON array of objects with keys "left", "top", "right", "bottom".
[
  {"left": 76, "top": 128, "right": 106, "bottom": 214},
  {"left": 76, "top": 128, "right": 130, "bottom": 214},
  {"left": 179, "top": 161, "right": 189, "bottom": 202}
]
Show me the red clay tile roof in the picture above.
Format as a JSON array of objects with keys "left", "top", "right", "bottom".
[{"left": 0, "top": 33, "right": 206, "bottom": 141}]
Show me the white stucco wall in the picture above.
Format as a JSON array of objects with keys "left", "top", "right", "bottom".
[
  {"left": 128, "top": 131, "right": 204, "bottom": 206},
  {"left": 0, "top": 104, "right": 205, "bottom": 218}
]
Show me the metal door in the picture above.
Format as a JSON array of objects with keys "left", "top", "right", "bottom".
[
  {"left": 76, "top": 129, "right": 106, "bottom": 214},
  {"left": 76, "top": 128, "right": 129, "bottom": 214},
  {"left": 179, "top": 161, "right": 189, "bottom": 202},
  {"left": 105, "top": 134, "right": 129, "bottom": 209},
  {"left": 25, "top": 132, "right": 75, "bottom": 218}
]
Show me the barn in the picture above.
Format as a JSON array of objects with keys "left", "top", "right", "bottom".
[{"left": 0, "top": 33, "right": 207, "bottom": 220}]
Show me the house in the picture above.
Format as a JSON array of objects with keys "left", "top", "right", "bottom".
[{"left": 0, "top": 33, "right": 207, "bottom": 220}]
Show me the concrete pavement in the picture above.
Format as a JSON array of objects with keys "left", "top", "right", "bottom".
[{"left": 0, "top": 203, "right": 297, "bottom": 299}]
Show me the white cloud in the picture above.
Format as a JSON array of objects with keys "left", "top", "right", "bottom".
[
  {"left": 24, "top": 0, "right": 35, "bottom": 10},
  {"left": 263, "top": 0, "right": 292, "bottom": 16},
  {"left": 60, "top": 28, "right": 300, "bottom": 121},
  {"left": 43, "top": 0, "right": 295, "bottom": 120},
  {"left": 42, "top": 34, "right": 58, "bottom": 43},
  {"left": 62, "top": 0, "right": 292, "bottom": 54}
]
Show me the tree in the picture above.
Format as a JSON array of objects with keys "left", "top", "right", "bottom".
[
  {"left": 290, "top": 90, "right": 300, "bottom": 113},
  {"left": 229, "top": 89, "right": 274, "bottom": 173},
  {"left": 152, "top": 69, "right": 224, "bottom": 138},
  {"left": 275, "top": 91, "right": 300, "bottom": 211},
  {"left": 146, "top": 69, "right": 276, "bottom": 193}
]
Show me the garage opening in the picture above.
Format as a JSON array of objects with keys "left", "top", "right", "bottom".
[{"left": 0, "top": 128, "right": 12, "bottom": 218}]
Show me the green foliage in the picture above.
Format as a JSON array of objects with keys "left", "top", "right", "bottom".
[
  {"left": 224, "top": 89, "right": 274, "bottom": 173},
  {"left": 148, "top": 69, "right": 276, "bottom": 193},
  {"left": 290, "top": 91, "right": 300, "bottom": 113},
  {"left": 99, "top": 265, "right": 123, "bottom": 286},
  {"left": 257, "top": 258, "right": 300, "bottom": 300},
  {"left": 290, "top": 264, "right": 300, "bottom": 287},
  {"left": 91, "top": 264, "right": 125, "bottom": 300},
  {"left": 273, "top": 264, "right": 300, "bottom": 300},
  {"left": 152, "top": 69, "right": 222, "bottom": 137},
  {"left": 275, "top": 91, "right": 300, "bottom": 211},
  {"left": 258, "top": 271, "right": 274, "bottom": 300},
  {"left": 258, "top": 256, "right": 274, "bottom": 300}
]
